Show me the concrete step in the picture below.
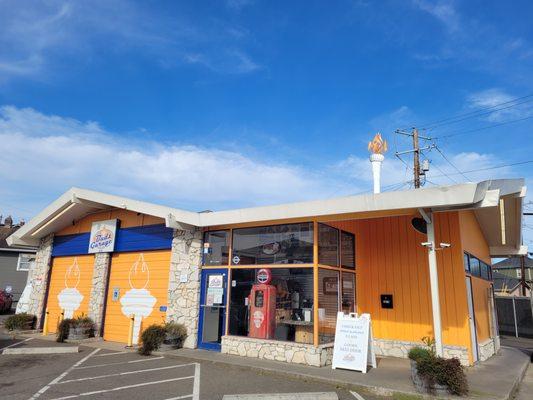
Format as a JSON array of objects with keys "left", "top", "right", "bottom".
[{"left": 222, "top": 393, "right": 338, "bottom": 400}]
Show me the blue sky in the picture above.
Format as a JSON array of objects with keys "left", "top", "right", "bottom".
[{"left": 0, "top": 0, "right": 532, "bottom": 246}]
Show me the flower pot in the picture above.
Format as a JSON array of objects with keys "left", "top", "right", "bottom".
[{"left": 410, "top": 360, "right": 449, "bottom": 396}]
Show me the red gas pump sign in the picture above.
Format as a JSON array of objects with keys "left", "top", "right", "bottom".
[{"left": 248, "top": 269, "right": 276, "bottom": 339}]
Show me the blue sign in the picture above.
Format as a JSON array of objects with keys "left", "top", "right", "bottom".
[{"left": 159, "top": 305, "right": 168, "bottom": 312}]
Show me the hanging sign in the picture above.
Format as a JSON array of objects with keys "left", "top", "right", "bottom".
[
  {"left": 332, "top": 312, "right": 376, "bottom": 373},
  {"left": 88, "top": 219, "right": 118, "bottom": 253},
  {"left": 256, "top": 268, "right": 272, "bottom": 284}
]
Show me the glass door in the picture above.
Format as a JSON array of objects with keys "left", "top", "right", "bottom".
[{"left": 198, "top": 269, "right": 227, "bottom": 351}]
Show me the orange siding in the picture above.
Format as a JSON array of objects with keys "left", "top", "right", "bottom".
[
  {"left": 459, "top": 210, "right": 491, "bottom": 264},
  {"left": 103, "top": 250, "right": 171, "bottom": 344},
  {"left": 46, "top": 256, "right": 95, "bottom": 333},
  {"left": 331, "top": 212, "right": 471, "bottom": 348},
  {"left": 57, "top": 210, "right": 164, "bottom": 236},
  {"left": 471, "top": 277, "right": 491, "bottom": 342}
]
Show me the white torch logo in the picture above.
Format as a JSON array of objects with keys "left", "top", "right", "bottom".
[{"left": 57, "top": 258, "right": 84, "bottom": 319}]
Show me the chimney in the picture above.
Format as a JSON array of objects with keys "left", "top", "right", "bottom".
[
  {"left": 368, "top": 133, "right": 388, "bottom": 194},
  {"left": 4, "top": 215, "right": 13, "bottom": 227}
]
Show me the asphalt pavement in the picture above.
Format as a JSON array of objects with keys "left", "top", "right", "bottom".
[{"left": 0, "top": 340, "right": 384, "bottom": 400}]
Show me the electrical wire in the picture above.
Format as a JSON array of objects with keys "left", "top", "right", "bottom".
[
  {"left": 418, "top": 92, "right": 533, "bottom": 129},
  {"left": 432, "top": 113, "right": 533, "bottom": 139},
  {"left": 428, "top": 159, "right": 533, "bottom": 179},
  {"left": 434, "top": 146, "right": 470, "bottom": 181}
]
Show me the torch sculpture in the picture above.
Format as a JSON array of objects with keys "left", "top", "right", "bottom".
[
  {"left": 57, "top": 258, "right": 84, "bottom": 319},
  {"left": 120, "top": 253, "right": 156, "bottom": 345},
  {"left": 368, "top": 133, "right": 388, "bottom": 194}
]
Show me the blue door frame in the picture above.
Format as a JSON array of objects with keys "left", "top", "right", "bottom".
[{"left": 197, "top": 269, "right": 228, "bottom": 351}]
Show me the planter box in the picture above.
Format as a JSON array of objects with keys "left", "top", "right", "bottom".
[
  {"left": 410, "top": 360, "right": 449, "bottom": 397},
  {"left": 68, "top": 326, "right": 93, "bottom": 341}
]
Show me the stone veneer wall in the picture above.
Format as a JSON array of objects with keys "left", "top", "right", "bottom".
[
  {"left": 221, "top": 335, "right": 334, "bottom": 367},
  {"left": 16, "top": 234, "right": 54, "bottom": 327},
  {"left": 478, "top": 337, "right": 499, "bottom": 362},
  {"left": 87, "top": 252, "right": 111, "bottom": 336},
  {"left": 373, "top": 338, "right": 470, "bottom": 366},
  {"left": 166, "top": 228, "right": 203, "bottom": 349},
  {"left": 222, "top": 335, "right": 473, "bottom": 367}
]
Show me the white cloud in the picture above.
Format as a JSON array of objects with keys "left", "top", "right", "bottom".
[
  {"left": 0, "top": 0, "right": 260, "bottom": 82},
  {"left": 412, "top": 0, "right": 460, "bottom": 33},
  {"left": 466, "top": 89, "right": 533, "bottom": 122}
]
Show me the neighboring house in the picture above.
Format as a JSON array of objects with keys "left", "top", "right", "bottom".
[
  {"left": 0, "top": 215, "right": 37, "bottom": 308},
  {"left": 492, "top": 257, "right": 533, "bottom": 296}
]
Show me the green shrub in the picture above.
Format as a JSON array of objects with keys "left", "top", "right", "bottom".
[
  {"left": 138, "top": 324, "right": 166, "bottom": 355},
  {"left": 56, "top": 318, "right": 74, "bottom": 342},
  {"left": 408, "top": 346, "right": 433, "bottom": 362},
  {"left": 416, "top": 355, "right": 468, "bottom": 396},
  {"left": 164, "top": 322, "right": 187, "bottom": 347},
  {"left": 4, "top": 313, "right": 35, "bottom": 331}
]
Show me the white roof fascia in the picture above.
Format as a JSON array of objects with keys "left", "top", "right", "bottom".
[{"left": 197, "top": 182, "right": 483, "bottom": 227}]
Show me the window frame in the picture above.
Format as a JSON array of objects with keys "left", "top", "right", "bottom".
[{"left": 17, "top": 253, "right": 35, "bottom": 271}]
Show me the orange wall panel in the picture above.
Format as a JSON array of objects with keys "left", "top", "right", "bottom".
[
  {"left": 57, "top": 210, "right": 165, "bottom": 236},
  {"left": 470, "top": 277, "right": 492, "bottom": 342},
  {"left": 330, "top": 212, "right": 471, "bottom": 348},
  {"left": 46, "top": 255, "right": 95, "bottom": 333},
  {"left": 103, "top": 250, "right": 171, "bottom": 344},
  {"left": 459, "top": 210, "right": 491, "bottom": 264}
]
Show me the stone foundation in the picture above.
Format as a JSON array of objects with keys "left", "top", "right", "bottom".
[
  {"left": 373, "top": 338, "right": 470, "bottom": 366},
  {"left": 87, "top": 253, "right": 111, "bottom": 336},
  {"left": 221, "top": 335, "right": 334, "bottom": 367},
  {"left": 478, "top": 337, "right": 499, "bottom": 362},
  {"left": 166, "top": 228, "right": 203, "bottom": 349},
  {"left": 16, "top": 234, "right": 54, "bottom": 327}
]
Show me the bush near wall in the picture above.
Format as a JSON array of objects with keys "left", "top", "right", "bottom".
[{"left": 4, "top": 313, "right": 35, "bottom": 331}]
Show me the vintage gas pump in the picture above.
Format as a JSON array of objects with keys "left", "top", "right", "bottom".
[{"left": 248, "top": 268, "right": 277, "bottom": 339}]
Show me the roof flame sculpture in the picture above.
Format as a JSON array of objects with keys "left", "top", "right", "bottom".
[{"left": 368, "top": 133, "right": 388, "bottom": 155}]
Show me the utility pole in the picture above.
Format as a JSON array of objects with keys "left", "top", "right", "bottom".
[
  {"left": 413, "top": 128, "right": 421, "bottom": 188},
  {"left": 395, "top": 127, "right": 433, "bottom": 189},
  {"left": 520, "top": 255, "right": 527, "bottom": 296}
]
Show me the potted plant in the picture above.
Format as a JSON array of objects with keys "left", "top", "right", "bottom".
[
  {"left": 160, "top": 322, "right": 188, "bottom": 351},
  {"left": 56, "top": 314, "right": 95, "bottom": 342},
  {"left": 408, "top": 338, "right": 468, "bottom": 396},
  {"left": 138, "top": 324, "right": 167, "bottom": 355},
  {"left": 4, "top": 313, "right": 35, "bottom": 337}
]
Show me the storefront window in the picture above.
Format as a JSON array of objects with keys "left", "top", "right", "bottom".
[
  {"left": 340, "top": 231, "right": 355, "bottom": 269},
  {"left": 318, "top": 224, "right": 339, "bottom": 266},
  {"left": 231, "top": 223, "right": 313, "bottom": 265},
  {"left": 203, "top": 230, "right": 229, "bottom": 266},
  {"left": 341, "top": 272, "right": 356, "bottom": 313},
  {"left": 463, "top": 253, "right": 470, "bottom": 272},
  {"left": 318, "top": 268, "right": 339, "bottom": 344},
  {"left": 228, "top": 268, "right": 314, "bottom": 344},
  {"left": 481, "top": 262, "right": 490, "bottom": 280},
  {"left": 469, "top": 256, "right": 481, "bottom": 277}
]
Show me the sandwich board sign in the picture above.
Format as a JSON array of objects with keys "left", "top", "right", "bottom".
[{"left": 332, "top": 312, "right": 377, "bottom": 373}]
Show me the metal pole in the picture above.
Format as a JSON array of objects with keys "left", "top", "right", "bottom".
[
  {"left": 520, "top": 256, "right": 527, "bottom": 296},
  {"left": 512, "top": 297, "right": 518, "bottom": 338},
  {"left": 413, "top": 128, "right": 420, "bottom": 188},
  {"left": 426, "top": 217, "right": 443, "bottom": 356}
]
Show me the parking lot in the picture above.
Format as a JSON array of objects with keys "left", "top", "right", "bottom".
[{"left": 0, "top": 337, "right": 384, "bottom": 400}]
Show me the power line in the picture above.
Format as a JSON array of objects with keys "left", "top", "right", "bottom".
[
  {"left": 417, "top": 92, "right": 533, "bottom": 129},
  {"left": 433, "top": 113, "right": 533, "bottom": 139},
  {"left": 434, "top": 146, "right": 470, "bottom": 181},
  {"left": 429, "top": 159, "right": 533, "bottom": 179},
  {"left": 429, "top": 161, "right": 459, "bottom": 184}
]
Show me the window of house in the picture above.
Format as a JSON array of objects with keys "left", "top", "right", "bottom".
[
  {"left": 318, "top": 268, "right": 339, "bottom": 344},
  {"left": 318, "top": 224, "right": 339, "bottom": 266},
  {"left": 340, "top": 231, "right": 355, "bottom": 269},
  {"left": 17, "top": 253, "right": 35, "bottom": 271},
  {"left": 203, "top": 230, "right": 230, "bottom": 266},
  {"left": 228, "top": 268, "right": 314, "bottom": 344},
  {"left": 463, "top": 253, "right": 470, "bottom": 272},
  {"left": 231, "top": 223, "right": 313, "bottom": 265}
]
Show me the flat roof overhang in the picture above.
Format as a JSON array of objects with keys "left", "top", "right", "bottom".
[{"left": 7, "top": 179, "right": 527, "bottom": 257}]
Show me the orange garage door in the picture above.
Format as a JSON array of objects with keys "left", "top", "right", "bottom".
[
  {"left": 46, "top": 255, "right": 94, "bottom": 333},
  {"left": 103, "top": 250, "right": 171, "bottom": 344}
]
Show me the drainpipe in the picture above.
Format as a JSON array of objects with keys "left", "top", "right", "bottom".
[{"left": 419, "top": 208, "right": 444, "bottom": 357}]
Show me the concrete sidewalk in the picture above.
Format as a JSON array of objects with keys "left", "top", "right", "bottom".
[{"left": 21, "top": 333, "right": 531, "bottom": 400}]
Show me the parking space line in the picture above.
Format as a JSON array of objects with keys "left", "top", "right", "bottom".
[
  {"left": 0, "top": 337, "right": 33, "bottom": 351},
  {"left": 192, "top": 363, "right": 200, "bottom": 400},
  {"left": 163, "top": 396, "right": 193, "bottom": 400},
  {"left": 29, "top": 347, "right": 101, "bottom": 400},
  {"left": 74, "top": 356, "right": 164, "bottom": 369},
  {"left": 93, "top": 351, "right": 128, "bottom": 357},
  {"left": 48, "top": 376, "right": 195, "bottom": 400},
  {"left": 57, "top": 363, "right": 197, "bottom": 384}
]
